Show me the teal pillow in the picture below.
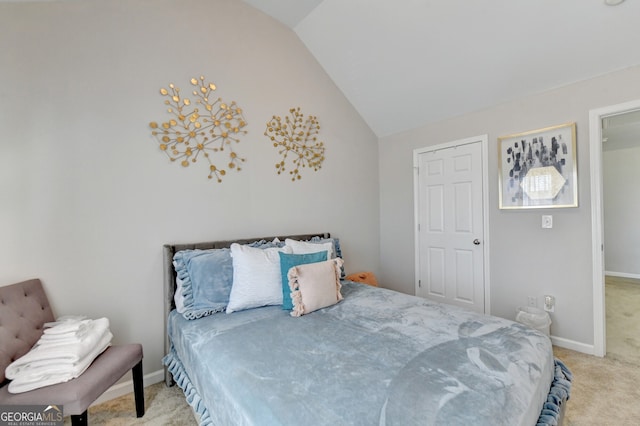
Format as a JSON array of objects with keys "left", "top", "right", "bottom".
[{"left": 279, "top": 251, "right": 327, "bottom": 310}]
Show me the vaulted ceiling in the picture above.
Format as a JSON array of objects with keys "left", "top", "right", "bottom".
[{"left": 243, "top": 0, "right": 640, "bottom": 137}]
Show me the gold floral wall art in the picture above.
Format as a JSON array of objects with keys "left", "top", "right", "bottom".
[
  {"left": 149, "top": 76, "right": 247, "bottom": 183},
  {"left": 264, "top": 107, "right": 325, "bottom": 181}
]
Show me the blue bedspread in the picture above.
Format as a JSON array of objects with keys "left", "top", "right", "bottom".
[{"left": 165, "top": 282, "right": 555, "bottom": 426}]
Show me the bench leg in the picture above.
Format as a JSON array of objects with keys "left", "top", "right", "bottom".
[
  {"left": 132, "top": 360, "right": 145, "bottom": 417},
  {"left": 71, "top": 410, "right": 88, "bottom": 426}
]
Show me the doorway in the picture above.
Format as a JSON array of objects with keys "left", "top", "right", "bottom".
[
  {"left": 413, "top": 135, "right": 490, "bottom": 314},
  {"left": 589, "top": 99, "right": 640, "bottom": 358}
]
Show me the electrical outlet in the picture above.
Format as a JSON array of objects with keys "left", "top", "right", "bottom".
[
  {"left": 542, "top": 215, "right": 553, "bottom": 229},
  {"left": 527, "top": 296, "right": 537, "bottom": 307},
  {"left": 544, "top": 295, "right": 555, "bottom": 312}
]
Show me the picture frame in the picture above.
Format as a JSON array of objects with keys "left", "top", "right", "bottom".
[{"left": 498, "top": 122, "right": 577, "bottom": 209}]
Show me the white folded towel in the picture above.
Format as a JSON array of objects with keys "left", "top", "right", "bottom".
[
  {"left": 43, "top": 315, "right": 90, "bottom": 334},
  {"left": 7, "top": 330, "right": 112, "bottom": 393},
  {"left": 38, "top": 324, "right": 96, "bottom": 346},
  {"left": 5, "top": 317, "right": 113, "bottom": 393}
]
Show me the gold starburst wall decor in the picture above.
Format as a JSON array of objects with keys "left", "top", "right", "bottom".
[
  {"left": 149, "top": 76, "right": 247, "bottom": 183},
  {"left": 264, "top": 107, "right": 325, "bottom": 181}
]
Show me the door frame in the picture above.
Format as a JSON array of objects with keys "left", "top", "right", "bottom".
[
  {"left": 589, "top": 99, "right": 640, "bottom": 357},
  {"left": 413, "top": 134, "right": 491, "bottom": 314}
]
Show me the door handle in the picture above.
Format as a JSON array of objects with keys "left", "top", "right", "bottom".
[{"left": 473, "top": 239, "right": 481, "bottom": 245}]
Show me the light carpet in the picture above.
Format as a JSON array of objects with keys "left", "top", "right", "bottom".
[
  {"left": 605, "top": 276, "right": 640, "bottom": 365},
  {"left": 76, "top": 346, "right": 640, "bottom": 425},
  {"left": 554, "top": 346, "right": 640, "bottom": 425},
  {"left": 63, "top": 381, "right": 196, "bottom": 426}
]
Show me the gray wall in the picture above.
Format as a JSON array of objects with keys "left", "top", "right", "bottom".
[
  {"left": 379, "top": 65, "right": 640, "bottom": 349},
  {"left": 603, "top": 144, "right": 640, "bottom": 276},
  {"left": 0, "top": 0, "right": 380, "bottom": 376},
  {"left": 4, "top": 0, "right": 640, "bottom": 375}
]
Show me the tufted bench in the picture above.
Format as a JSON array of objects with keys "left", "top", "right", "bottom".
[{"left": 0, "top": 279, "right": 144, "bottom": 425}]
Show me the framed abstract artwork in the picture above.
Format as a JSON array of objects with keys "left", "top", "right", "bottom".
[{"left": 498, "top": 122, "right": 577, "bottom": 209}]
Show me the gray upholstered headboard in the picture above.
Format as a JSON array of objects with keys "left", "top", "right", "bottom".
[
  {"left": 162, "top": 232, "right": 330, "bottom": 384},
  {"left": 0, "top": 279, "right": 55, "bottom": 384}
]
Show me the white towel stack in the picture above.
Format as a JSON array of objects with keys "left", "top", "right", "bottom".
[{"left": 5, "top": 316, "right": 113, "bottom": 393}]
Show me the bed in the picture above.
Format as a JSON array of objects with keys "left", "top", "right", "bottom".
[{"left": 162, "top": 233, "right": 571, "bottom": 426}]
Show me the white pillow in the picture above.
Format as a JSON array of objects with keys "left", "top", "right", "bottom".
[
  {"left": 226, "top": 243, "right": 292, "bottom": 313},
  {"left": 285, "top": 238, "right": 334, "bottom": 258},
  {"left": 174, "top": 276, "right": 186, "bottom": 313},
  {"left": 288, "top": 258, "right": 344, "bottom": 317}
]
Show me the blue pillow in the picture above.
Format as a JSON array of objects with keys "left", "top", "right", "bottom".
[
  {"left": 247, "top": 239, "right": 286, "bottom": 249},
  {"left": 309, "top": 236, "right": 345, "bottom": 277},
  {"left": 309, "top": 236, "right": 341, "bottom": 256},
  {"left": 174, "top": 248, "right": 233, "bottom": 319},
  {"left": 278, "top": 251, "right": 328, "bottom": 310},
  {"left": 173, "top": 239, "right": 286, "bottom": 320}
]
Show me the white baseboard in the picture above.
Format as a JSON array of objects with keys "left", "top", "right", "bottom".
[
  {"left": 550, "top": 335, "right": 598, "bottom": 356},
  {"left": 604, "top": 271, "right": 640, "bottom": 280},
  {"left": 91, "top": 369, "right": 164, "bottom": 406}
]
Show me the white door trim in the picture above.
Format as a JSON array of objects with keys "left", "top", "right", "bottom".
[
  {"left": 413, "top": 134, "right": 491, "bottom": 314},
  {"left": 589, "top": 98, "right": 640, "bottom": 357}
]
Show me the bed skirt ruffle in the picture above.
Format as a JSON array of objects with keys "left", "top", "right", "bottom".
[
  {"left": 163, "top": 350, "right": 212, "bottom": 426},
  {"left": 536, "top": 358, "right": 573, "bottom": 426}
]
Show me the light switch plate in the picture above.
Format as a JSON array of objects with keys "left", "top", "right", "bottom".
[{"left": 542, "top": 215, "right": 553, "bottom": 229}]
